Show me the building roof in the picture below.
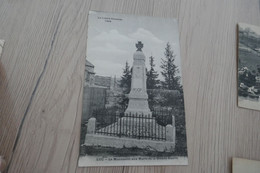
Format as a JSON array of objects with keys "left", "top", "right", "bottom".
[
  {"left": 86, "top": 59, "right": 94, "bottom": 68},
  {"left": 85, "top": 59, "right": 95, "bottom": 73},
  {"left": 94, "top": 75, "right": 111, "bottom": 88}
]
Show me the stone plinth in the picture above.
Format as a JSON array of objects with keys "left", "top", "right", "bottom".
[
  {"left": 121, "top": 116, "right": 155, "bottom": 125},
  {"left": 87, "top": 117, "right": 96, "bottom": 134},
  {"left": 166, "top": 124, "right": 175, "bottom": 142}
]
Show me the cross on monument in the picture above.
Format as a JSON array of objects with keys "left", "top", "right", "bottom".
[{"left": 136, "top": 41, "right": 143, "bottom": 51}]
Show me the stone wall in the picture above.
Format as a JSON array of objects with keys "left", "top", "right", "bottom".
[
  {"left": 85, "top": 134, "right": 175, "bottom": 152},
  {"left": 82, "top": 86, "right": 107, "bottom": 122}
]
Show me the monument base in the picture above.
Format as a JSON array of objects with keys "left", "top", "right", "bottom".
[
  {"left": 124, "top": 109, "right": 152, "bottom": 117},
  {"left": 125, "top": 98, "right": 151, "bottom": 117},
  {"left": 121, "top": 116, "right": 155, "bottom": 125}
]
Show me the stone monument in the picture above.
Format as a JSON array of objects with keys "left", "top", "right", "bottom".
[{"left": 125, "top": 41, "right": 152, "bottom": 117}]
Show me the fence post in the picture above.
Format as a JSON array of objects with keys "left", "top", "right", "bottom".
[
  {"left": 171, "top": 115, "right": 176, "bottom": 142},
  {"left": 166, "top": 124, "right": 175, "bottom": 142},
  {"left": 119, "top": 117, "right": 121, "bottom": 137},
  {"left": 172, "top": 115, "right": 175, "bottom": 127},
  {"left": 87, "top": 118, "right": 96, "bottom": 134}
]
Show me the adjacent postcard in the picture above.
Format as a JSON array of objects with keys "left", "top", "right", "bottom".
[
  {"left": 238, "top": 23, "right": 260, "bottom": 111},
  {"left": 79, "top": 11, "right": 188, "bottom": 166},
  {"left": 233, "top": 158, "right": 260, "bottom": 173}
]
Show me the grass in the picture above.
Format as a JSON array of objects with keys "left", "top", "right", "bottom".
[{"left": 81, "top": 145, "right": 180, "bottom": 157}]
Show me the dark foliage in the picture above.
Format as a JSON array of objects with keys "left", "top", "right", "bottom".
[
  {"left": 147, "top": 56, "right": 160, "bottom": 108},
  {"left": 152, "top": 105, "right": 187, "bottom": 156},
  {"left": 160, "top": 42, "right": 181, "bottom": 91},
  {"left": 147, "top": 56, "right": 160, "bottom": 89},
  {"left": 173, "top": 103, "right": 187, "bottom": 156},
  {"left": 92, "top": 107, "right": 124, "bottom": 129},
  {"left": 119, "top": 61, "right": 132, "bottom": 91},
  {"left": 80, "top": 122, "right": 87, "bottom": 145},
  {"left": 118, "top": 61, "right": 132, "bottom": 108},
  {"left": 239, "top": 68, "right": 256, "bottom": 87},
  {"left": 152, "top": 109, "right": 172, "bottom": 126}
]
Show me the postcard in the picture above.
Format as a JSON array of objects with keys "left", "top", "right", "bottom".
[
  {"left": 79, "top": 11, "right": 188, "bottom": 166},
  {"left": 233, "top": 158, "right": 260, "bottom": 173},
  {"left": 238, "top": 23, "right": 260, "bottom": 111}
]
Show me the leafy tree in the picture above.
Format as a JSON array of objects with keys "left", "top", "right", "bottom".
[
  {"left": 147, "top": 56, "right": 160, "bottom": 89},
  {"left": 160, "top": 42, "right": 181, "bottom": 91},
  {"left": 239, "top": 68, "right": 256, "bottom": 87},
  {"left": 146, "top": 56, "right": 160, "bottom": 109},
  {"left": 257, "top": 65, "right": 260, "bottom": 74},
  {"left": 119, "top": 61, "right": 131, "bottom": 91},
  {"left": 118, "top": 61, "right": 132, "bottom": 109}
]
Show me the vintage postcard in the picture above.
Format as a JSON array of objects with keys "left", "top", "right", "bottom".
[
  {"left": 79, "top": 11, "right": 188, "bottom": 166},
  {"left": 233, "top": 158, "right": 260, "bottom": 173},
  {"left": 238, "top": 23, "right": 260, "bottom": 111}
]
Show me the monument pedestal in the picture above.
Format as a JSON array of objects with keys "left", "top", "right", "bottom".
[
  {"left": 125, "top": 90, "right": 151, "bottom": 116},
  {"left": 125, "top": 99, "right": 151, "bottom": 116}
]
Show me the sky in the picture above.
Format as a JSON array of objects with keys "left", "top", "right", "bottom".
[
  {"left": 86, "top": 11, "right": 182, "bottom": 82},
  {"left": 239, "top": 23, "right": 260, "bottom": 35}
]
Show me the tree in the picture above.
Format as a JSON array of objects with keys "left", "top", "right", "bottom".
[
  {"left": 160, "top": 42, "right": 181, "bottom": 91},
  {"left": 238, "top": 67, "right": 256, "bottom": 87},
  {"left": 146, "top": 56, "right": 160, "bottom": 109},
  {"left": 147, "top": 56, "right": 160, "bottom": 89},
  {"left": 257, "top": 65, "right": 260, "bottom": 74},
  {"left": 118, "top": 61, "right": 132, "bottom": 109},
  {"left": 119, "top": 61, "right": 131, "bottom": 92}
]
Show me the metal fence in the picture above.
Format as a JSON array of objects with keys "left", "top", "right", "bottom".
[{"left": 92, "top": 108, "right": 172, "bottom": 141}]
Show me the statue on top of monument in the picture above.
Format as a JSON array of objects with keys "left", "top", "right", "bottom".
[{"left": 136, "top": 41, "right": 143, "bottom": 51}]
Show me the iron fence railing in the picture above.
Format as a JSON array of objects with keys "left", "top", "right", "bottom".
[{"left": 92, "top": 108, "right": 173, "bottom": 141}]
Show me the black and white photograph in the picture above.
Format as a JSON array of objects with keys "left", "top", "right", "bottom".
[
  {"left": 79, "top": 11, "right": 188, "bottom": 167},
  {"left": 238, "top": 23, "right": 260, "bottom": 111}
]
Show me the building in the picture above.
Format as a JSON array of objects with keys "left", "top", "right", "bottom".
[{"left": 85, "top": 59, "right": 95, "bottom": 86}]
